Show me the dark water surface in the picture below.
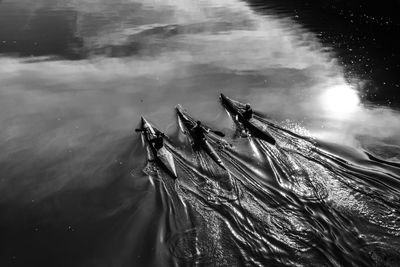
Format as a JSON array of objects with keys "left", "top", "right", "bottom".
[
  {"left": 1, "top": 0, "right": 400, "bottom": 266},
  {"left": 247, "top": 0, "right": 400, "bottom": 106}
]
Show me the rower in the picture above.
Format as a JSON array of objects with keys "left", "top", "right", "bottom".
[
  {"left": 242, "top": 103, "right": 253, "bottom": 121},
  {"left": 191, "top": 120, "right": 209, "bottom": 150},
  {"left": 149, "top": 131, "right": 165, "bottom": 150}
]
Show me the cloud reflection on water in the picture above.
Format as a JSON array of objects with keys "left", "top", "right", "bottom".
[
  {"left": 1, "top": 1, "right": 400, "bottom": 266},
  {"left": 1, "top": 0, "right": 400, "bottom": 203}
]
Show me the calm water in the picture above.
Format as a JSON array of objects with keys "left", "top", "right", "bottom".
[{"left": 1, "top": 0, "right": 400, "bottom": 266}]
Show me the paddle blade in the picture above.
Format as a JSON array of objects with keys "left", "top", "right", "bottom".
[{"left": 212, "top": 130, "right": 225, "bottom": 137}]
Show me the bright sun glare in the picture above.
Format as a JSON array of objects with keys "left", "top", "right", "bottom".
[{"left": 320, "top": 85, "right": 360, "bottom": 115}]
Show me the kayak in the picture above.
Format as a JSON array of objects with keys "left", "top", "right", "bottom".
[
  {"left": 140, "top": 116, "right": 178, "bottom": 179},
  {"left": 175, "top": 105, "right": 227, "bottom": 170},
  {"left": 220, "top": 93, "right": 276, "bottom": 145}
]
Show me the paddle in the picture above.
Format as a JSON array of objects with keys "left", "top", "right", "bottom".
[
  {"left": 210, "top": 130, "right": 225, "bottom": 137},
  {"left": 136, "top": 128, "right": 173, "bottom": 142}
]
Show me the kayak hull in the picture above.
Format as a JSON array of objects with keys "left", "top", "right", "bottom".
[
  {"left": 176, "top": 105, "right": 226, "bottom": 170},
  {"left": 220, "top": 94, "right": 276, "bottom": 145},
  {"left": 201, "top": 139, "right": 225, "bottom": 169},
  {"left": 140, "top": 117, "right": 178, "bottom": 179}
]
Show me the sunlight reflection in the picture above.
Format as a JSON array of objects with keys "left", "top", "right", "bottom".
[
  {"left": 320, "top": 84, "right": 360, "bottom": 117},
  {"left": 249, "top": 139, "right": 262, "bottom": 161}
]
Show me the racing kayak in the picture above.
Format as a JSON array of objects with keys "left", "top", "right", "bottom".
[
  {"left": 220, "top": 93, "right": 276, "bottom": 145},
  {"left": 175, "top": 105, "right": 227, "bottom": 170},
  {"left": 139, "top": 116, "right": 178, "bottom": 179}
]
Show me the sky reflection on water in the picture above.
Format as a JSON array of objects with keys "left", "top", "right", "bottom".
[
  {"left": 1, "top": 0, "right": 400, "bottom": 266},
  {"left": 1, "top": 0, "right": 400, "bottom": 201}
]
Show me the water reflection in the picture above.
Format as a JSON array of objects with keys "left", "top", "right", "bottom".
[
  {"left": 320, "top": 84, "right": 360, "bottom": 115},
  {"left": 1, "top": 0, "right": 400, "bottom": 266}
]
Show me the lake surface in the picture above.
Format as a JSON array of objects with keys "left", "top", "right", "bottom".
[{"left": 1, "top": 0, "right": 400, "bottom": 266}]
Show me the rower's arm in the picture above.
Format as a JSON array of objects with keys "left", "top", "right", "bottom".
[{"left": 190, "top": 125, "right": 196, "bottom": 132}]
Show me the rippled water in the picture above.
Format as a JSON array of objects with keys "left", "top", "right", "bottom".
[{"left": 1, "top": 0, "right": 400, "bottom": 266}]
